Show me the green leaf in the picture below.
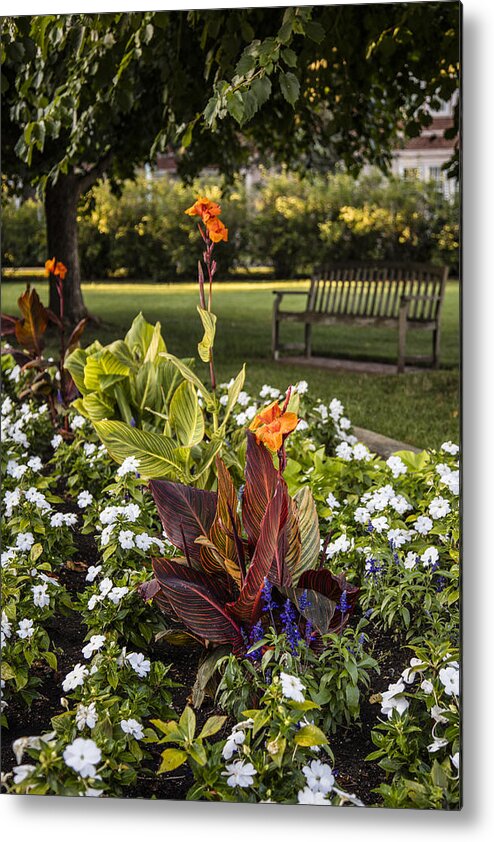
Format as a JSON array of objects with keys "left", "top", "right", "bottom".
[
  {"left": 345, "top": 683, "right": 360, "bottom": 712},
  {"left": 160, "top": 353, "right": 214, "bottom": 408},
  {"left": 1, "top": 662, "right": 16, "bottom": 681},
  {"left": 196, "top": 306, "right": 217, "bottom": 364},
  {"left": 168, "top": 380, "right": 204, "bottom": 448},
  {"left": 158, "top": 748, "right": 188, "bottom": 773},
  {"left": 304, "top": 20, "right": 325, "bottom": 43},
  {"left": 125, "top": 312, "right": 166, "bottom": 361},
  {"left": 29, "top": 542, "right": 43, "bottom": 563},
  {"left": 236, "top": 50, "right": 256, "bottom": 76},
  {"left": 251, "top": 75, "right": 272, "bottom": 108},
  {"left": 188, "top": 741, "right": 207, "bottom": 766},
  {"left": 282, "top": 47, "right": 297, "bottom": 68},
  {"left": 93, "top": 420, "right": 185, "bottom": 479},
  {"left": 198, "top": 715, "right": 227, "bottom": 740},
  {"left": 279, "top": 71, "right": 300, "bottom": 106},
  {"left": 179, "top": 706, "right": 196, "bottom": 741},
  {"left": 294, "top": 724, "right": 328, "bottom": 747}
]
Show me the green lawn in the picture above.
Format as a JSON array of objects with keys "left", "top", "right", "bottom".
[{"left": 2, "top": 279, "right": 460, "bottom": 450}]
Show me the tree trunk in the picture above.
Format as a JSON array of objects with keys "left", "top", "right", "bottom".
[{"left": 45, "top": 174, "right": 87, "bottom": 324}]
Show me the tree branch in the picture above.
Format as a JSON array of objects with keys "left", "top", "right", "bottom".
[{"left": 77, "top": 151, "right": 114, "bottom": 194}]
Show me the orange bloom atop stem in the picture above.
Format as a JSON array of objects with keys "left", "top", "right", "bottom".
[
  {"left": 249, "top": 399, "right": 299, "bottom": 452},
  {"left": 206, "top": 216, "right": 228, "bottom": 243},
  {"left": 45, "top": 257, "right": 68, "bottom": 280},
  {"left": 184, "top": 196, "right": 228, "bottom": 243}
]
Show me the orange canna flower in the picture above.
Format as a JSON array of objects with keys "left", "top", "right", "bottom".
[
  {"left": 45, "top": 257, "right": 68, "bottom": 280},
  {"left": 249, "top": 400, "right": 299, "bottom": 452},
  {"left": 184, "top": 196, "right": 222, "bottom": 223},
  {"left": 206, "top": 215, "right": 228, "bottom": 243}
]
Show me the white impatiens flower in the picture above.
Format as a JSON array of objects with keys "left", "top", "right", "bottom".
[
  {"left": 297, "top": 787, "right": 330, "bottom": 805},
  {"left": 380, "top": 680, "right": 409, "bottom": 718},
  {"left": 295, "top": 379, "right": 309, "bottom": 395},
  {"left": 413, "top": 515, "right": 433, "bottom": 536},
  {"left": 27, "top": 456, "right": 43, "bottom": 472},
  {"left": 441, "top": 441, "right": 459, "bottom": 455},
  {"left": 17, "top": 619, "right": 35, "bottom": 639},
  {"left": 63, "top": 738, "right": 101, "bottom": 778},
  {"left": 82, "top": 635, "right": 106, "bottom": 659},
  {"left": 280, "top": 672, "right": 305, "bottom": 703},
  {"left": 387, "top": 528, "right": 410, "bottom": 548},
  {"left": 107, "top": 586, "right": 129, "bottom": 605},
  {"left": 420, "top": 679, "right": 434, "bottom": 695},
  {"left": 118, "top": 530, "right": 135, "bottom": 550},
  {"left": 120, "top": 718, "right": 144, "bottom": 740},
  {"left": 62, "top": 663, "right": 89, "bottom": 692},
  {"left": 429, "top": 496, "right": 451, "bottom": 520},
  {"left": 335, "top": 442, "right": 353, "bottom": 461},
  {"left": 352, "top": 443, "right": 372, "bottom": 462},
  {"left": 70, "top": 414, "right": 87, "bottom": 431},
  {"left": 126, "top": 652, "right": 151, "bottom": 678},
  {"left": 427, "top": 738, "right": 449, "bottom": 753},
  {"left": 85, "top": 565, "right": 102, "bottom": 583},
  {"left": 6, "top": 460, "right": 28, "bottom": 479},
  {"left": 87, "top": 594, "right": 103, "bottom": 611},
  {"left": 15, "top": 532, "right": 35, "bottom": 552},
  {"left": 329, "top": 398, "right": 344, "bottom": 420},
  {"left": 354, "top": 506, "right": 370, "bottom": 525},
  {"left": 116, "top": 456, "right": 140, "bottom": 477},
  {"left": 441, "top": 470, "right": 460, "bottom": 496},
  {"left": 1, "top": 611, "right": 12, "bottom": 642},
  {"left": 222, "top": 730, "right": 246, "bottom": 760},
  {"left": 99, "top": 578, "right": 114, "bottom": 596},
  {"left": 302, "top": 760, "right": 335, "bottom": 794},
  {"left": 326, "top": 493, "right": 340, "bottom": 510},
  {"left": 325, "top": 534, "right": 352, "bottom": 559},
  {"left": 32, "top": 584, "right": 50, "bottom": 609},
  {"left": 77, "top": 491, "right": 94, "bottom": 509},
  {"left": 421, "top": 546, "right": 439, "bottom": 567},
  {"left": 439, "top": 665, "right": 460, "bottom": 696},
  {"left": 370, "top": 516, "right": 388, "bottom": 534},
  {"left": 76, "top": 702, "right": 98, "bottom": 731},
  {"left": 386, "top": 455, "right": 407, "bottom": 478},
  {"left": 339, "top": 416, "right": 351, "bottom": 430},
  {"left": 51, "top": 434, "right": 63, "bottom": 449},
  {"left": 222, "top": 759, "right": 257, "bottom": 788},
  {"left": 12, "top": 764, "right": 36, "bottom": 784},
  {"left": 430, "top": 705, "right": 448, "bottom": 724},
  {"left": 134, "top": 533, "right": 151, "bottom": 551},
  {"left": 401, "top": 658, "right": 425, "bottom": 684},
  {"left": 451, "top": 752, "right": 460, "bottom": 770},
  {"left": 404, "top": 552, "right": 418, "bottom": 570},
  {"left": 83, "top": 443, "right": 97, "bottom": 457}
]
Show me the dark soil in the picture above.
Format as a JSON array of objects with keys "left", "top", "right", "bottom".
[{"left": 1, "top": 501, "right": 411, "bottom": 804}]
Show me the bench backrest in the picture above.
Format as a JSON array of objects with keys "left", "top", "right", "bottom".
[{"left": 309, "top": 263, "right": 448, "bottom": 321}]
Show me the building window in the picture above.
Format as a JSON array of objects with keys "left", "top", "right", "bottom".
[
  {"left": 403, "top": 167, "right": 421, "bottom": 181},
  {"left": 429, "top": 166, "right": 443, "bottom": 182}
]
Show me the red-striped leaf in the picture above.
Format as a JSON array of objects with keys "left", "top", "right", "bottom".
[
  {"left": 242, "top": 431, "right": 278, "bottom": 550},
  {"left": 228, "top": 480, "right": 285, "bottom": 626},
  {"left": 200, "top": 456, "right": 242, "bottom": 583},
  {"left": 152, "top": 558, "right": 242, "bottom": 646},
  {"left": 149, "top": 480, "right": 217, "bottom": 565},
  {"left": 297, "top": 569, "right": 359, "bottom": 631}
]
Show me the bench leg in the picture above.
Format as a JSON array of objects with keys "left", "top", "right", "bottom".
[
  {"left": 432, "top": 326, "right": 441, "bottom": 369},
  {"left": 272, "top": 312, "right": 280, "bottom": 360},
  {"left": 304, "top": 323, "right": 312, "bottom": 359},
  {"left": 397, "top": 306, "right": 407, "bottom": 373}
]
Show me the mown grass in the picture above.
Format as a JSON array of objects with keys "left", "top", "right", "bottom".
[{"left": 2, "top": 279, "right": 460, "bottom": 450}]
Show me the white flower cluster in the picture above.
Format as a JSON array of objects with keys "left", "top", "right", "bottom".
[
  {"left": 87, "top": 577, "right": 129, "bottom": 610},
  {"left": 4, "top": 486, "right": 52, "bottom": 518},
  {"left": 2, "top": 399, "right": 47, "bottom": 449}
]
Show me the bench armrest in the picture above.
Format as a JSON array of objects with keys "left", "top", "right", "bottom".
[{"left": 400, "top": 293, "right": 442, "bottom": 304}]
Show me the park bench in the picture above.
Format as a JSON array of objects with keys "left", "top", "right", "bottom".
[{"left": 272, "top": 262, "right": 449, "bottom": 373}]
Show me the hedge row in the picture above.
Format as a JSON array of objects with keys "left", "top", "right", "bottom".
[{"left": 2, "top": 169, "right": 459, "bottom": 280}]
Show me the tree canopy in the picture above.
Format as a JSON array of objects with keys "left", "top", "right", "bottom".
[
  {"left": 2, "top": 3, "right": 460, "bottom": 190},
  {"left": 0, "top": 4, "right": 460, "bottom": 321}
]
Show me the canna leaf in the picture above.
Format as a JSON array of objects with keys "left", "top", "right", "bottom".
[
  {"left": 168, "top": 380, "right": 204, "bottom": 448},
  {"left": 149, "top": 479, "right": 217, "bottom": 564},
  {"left": 152, "top": 558, "right": 243, "bottom": 647},
  {"left": 13, "top": 286, "right": 49, "bottom": 355},
  {"left": 94, "top": 420, "right": 185, "bottom": 480},
  {"left": 200, "top": 456, "right": 242, "bottom": 582},
  {"left": 158, "top": 748, "right": 188, "bottom": 772},
  {"left": 242, "top": 431, "right": 278, "bottom": 550},
  {"left": 196, "top": 306, "right": 217, "bottom": 363}
]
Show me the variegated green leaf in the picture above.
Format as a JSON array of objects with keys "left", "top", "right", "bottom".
[
  {"left": 94, "top": 419, "right": 186, "bottom": 480},
  {"left": 169, "top": 381, "right": 204, "bottom": 447},
  {"left": 197, "top": 306, "right": 217, "bottom": 363}
]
